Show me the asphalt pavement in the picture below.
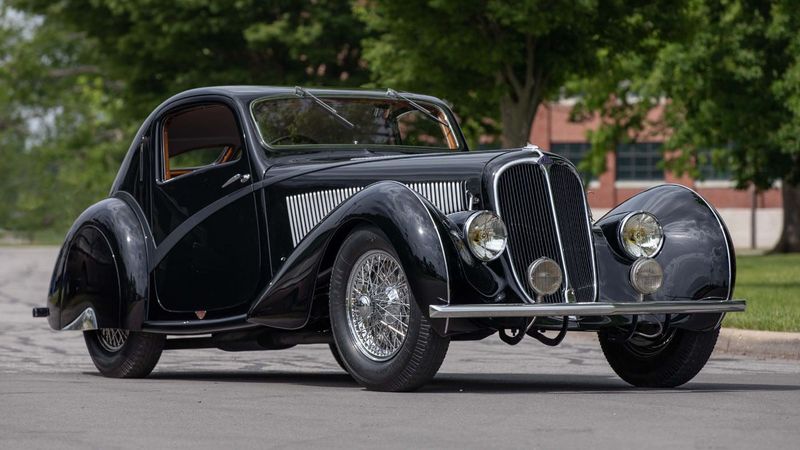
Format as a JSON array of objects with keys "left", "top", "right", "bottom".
[{"left": 2, "top": 247, "right": 799, "bottom": 449}]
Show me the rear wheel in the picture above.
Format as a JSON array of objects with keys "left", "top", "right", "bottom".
[
  {"left": 84, "top": 329, "right": 165, "bottom": 378},
  {"left": 598, "top": 326, "right": 719, "bottom": 388},
  {"left": 329, "top": 226, "right": 449, "bottom": 391}
]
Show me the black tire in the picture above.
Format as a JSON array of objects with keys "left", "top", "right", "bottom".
[
  {"left": 329, "top": 226, "right": 449, "bottom": 392},
  {"left": 329, "top": 342, "right": 349, "bottom": 373},
  {"left": 598, "top": 326, "right": 720, "bottom": 388},
  {"left": 84, "top": 329, "right": 165, "bottom": 378}
]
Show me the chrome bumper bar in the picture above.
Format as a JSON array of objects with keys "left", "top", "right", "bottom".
[{"left": 429, "top": 300, "right": 746, "bottom": 319}]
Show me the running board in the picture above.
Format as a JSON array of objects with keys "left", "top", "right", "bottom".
[{"left": 429, "top": 300, "right": 746, "bottom": 319}]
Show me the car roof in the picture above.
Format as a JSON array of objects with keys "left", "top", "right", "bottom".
[{"left": 165, "top": 85, "right": 451, "bottom": 108}]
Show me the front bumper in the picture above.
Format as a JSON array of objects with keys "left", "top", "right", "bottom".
[{"left": 429, "top": 299, "right": 746, "bottom": 319}]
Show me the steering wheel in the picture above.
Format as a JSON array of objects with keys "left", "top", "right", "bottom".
[{"left": 269, "top": 134, "right": 319, "bottom": 145}]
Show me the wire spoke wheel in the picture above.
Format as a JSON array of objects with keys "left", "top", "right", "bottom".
[
  {"left": 98, "top": 328, "right": 129, "bottom": 352},
  {"left": 345, "top": 249, "right": 411, "bottom": 361}
]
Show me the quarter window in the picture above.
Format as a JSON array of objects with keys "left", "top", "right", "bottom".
[{"left": 161, "top": 104, "right": 242, "bottom": 181}]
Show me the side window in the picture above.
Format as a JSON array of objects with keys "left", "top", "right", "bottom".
[{"left": 161, "top": 104, "right": 242, "bottom": 181}]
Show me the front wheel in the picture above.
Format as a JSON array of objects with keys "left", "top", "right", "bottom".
[
  {"left": 329, "top": 226, "right": 449, "bottom": 391},
  {"left": 84, "top": 329, "right": 165, "bottom": 378},
  {"left": 598, "top": 326, "right": 720, "bottom": 388}
]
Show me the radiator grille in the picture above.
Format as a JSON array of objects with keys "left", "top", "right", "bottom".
[
  {"left": 494, "top": 161, "right": 595, "bottom": 303},
  {"left": 549, "top": 163, "right": 596, "bottom": 302},
  {"left": 496, "top": 163, "right": 564, "bottom": 303}
]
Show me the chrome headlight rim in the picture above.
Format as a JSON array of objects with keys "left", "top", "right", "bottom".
[
  {"left": 629, "top": 257, "right": 664, "bottom": 295},
  {"left": 463, "top": 210, "right": 508, "bottom": 262},
  {"left": 618, "top": 211, "right": 665, "bottom": 259},
  {"left": 527, "top": 257, "right": 563, "bottom": 297}
]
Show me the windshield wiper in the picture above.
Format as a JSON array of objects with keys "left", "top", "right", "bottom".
[
  {"left": 294, "top": 86, "right": 355, "bottom": 129},
  {"left": 387, "top": 88, "right": 448, "bottom": 127}
]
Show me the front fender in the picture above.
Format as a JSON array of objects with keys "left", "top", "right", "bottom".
[
  {"left": 594, "top": 184, "right": 735, "bottom": 330},
  {"left": 247, "top": 181, "right": 452, "bottom": 332},
  {"left": 47, "top": 195, "right": 149, "bottom": 331}
]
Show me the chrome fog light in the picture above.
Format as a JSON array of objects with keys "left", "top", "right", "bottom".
[
  {"left": 619, "top": 211, "right": 664, "bottom": 258},
  {"left": 527, "top": 257, "right": 563, "bottom": 298},
  {"left": 630, "top": 257, "right": 664, "bottom": 295},
  {"left": 464, "top": 211, "right": 507, "bottom": 262}
]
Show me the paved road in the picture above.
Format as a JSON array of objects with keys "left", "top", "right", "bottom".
[{"left": 2, "top": 247, "right": 799, "bottom": 449}]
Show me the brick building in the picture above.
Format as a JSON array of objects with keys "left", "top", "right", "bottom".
[{"left": 529, "top": 102, "right": 783, "bottom": 249}]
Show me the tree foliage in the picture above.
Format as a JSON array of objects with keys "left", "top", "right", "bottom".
[
  {"left": 357, "top": 0, "right": 685, "bottom": 147},
  {"left": 572, "top": 0, "right": 800, "bottom": 251},
  {"left": 0, "top": 6, "right": 129, "bottom": 235},
  {"left": 12, "top": 0, "right": 371, "bottom": 119}
]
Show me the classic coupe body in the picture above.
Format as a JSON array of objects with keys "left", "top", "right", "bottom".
[{"left": 34, "top": 86, "right": 745, "bottom": 391}]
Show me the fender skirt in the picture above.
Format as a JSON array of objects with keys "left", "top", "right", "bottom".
[{"left": 247, "top": 181, "right": 454, "bottom": 334}]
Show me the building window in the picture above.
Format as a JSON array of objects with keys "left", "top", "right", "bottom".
[
  {"left": 616, "top": 142, "right": 664, "bottom": 181},
  {"left": 550, "top": 142, "right": 594, "bottom": 181},
  {"left": 697, "top": 149, "right": 731, "bottom": 180}
]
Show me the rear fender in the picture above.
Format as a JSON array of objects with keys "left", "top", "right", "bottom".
[{"left": 48, "top": 195, "right": 149, "bottom": 330}]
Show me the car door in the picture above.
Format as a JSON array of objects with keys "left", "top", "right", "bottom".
[{"left": 150, "top": 101, "right": 261, "bottom": 314}]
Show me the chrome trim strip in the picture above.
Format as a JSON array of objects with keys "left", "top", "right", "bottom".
[
  {"left": 61, "top": 307, "right": 98, "bottom": 331},
  {"left": 286, "top": 181, "right": 468, "bottom": 246},
  {"left": 540, "top": 164, "right": 571, "bottom": 302},
  {"left": 559, "top": 162, "right": 599, "bottom": 302},
  {"left": 429, "top": 299, "right": 746, "bottom": 319}
]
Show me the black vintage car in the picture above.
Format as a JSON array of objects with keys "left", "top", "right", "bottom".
[{"left": 33, "top": 86, "right": 745, "bottom": 391}]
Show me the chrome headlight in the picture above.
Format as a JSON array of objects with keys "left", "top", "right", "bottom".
[
  {"left": 527, "top": 257, "right": 563, "bottom": 297},
  {"left": 464, "top": 211, "right": 507, "bottom": 262},
  {"left": 630, "top": 257, "right": 664, "bottom": 295},
  {"left": 619, "top": 211, "right": 664, "bottom": 258}
]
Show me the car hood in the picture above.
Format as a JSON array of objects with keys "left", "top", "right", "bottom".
[{"left": 262, "top": 148, "right": 537, "bottom": 198}]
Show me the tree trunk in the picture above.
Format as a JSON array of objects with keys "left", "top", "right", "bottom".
[
  {"left": 771, "top": 181, "right": 800, "bottom": 253},
  {"left": 499, "top": 95, "right": 540, "bottom": 149}
]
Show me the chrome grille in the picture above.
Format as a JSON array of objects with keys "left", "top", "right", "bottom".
[
  {"left": 496, "top": 163, "right": 564, "bottom": 303},
  {"left": 494, "top": 161, "right": 595, "bottom": 303},
  {"left": 549, "top": 163, "right": 596, "bottom": 302}
]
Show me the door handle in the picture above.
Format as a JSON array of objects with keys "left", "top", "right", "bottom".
[{"left": 222, "top": 173, "right": 251, "bottom": 189}]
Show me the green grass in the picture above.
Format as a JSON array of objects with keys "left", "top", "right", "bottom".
[
  {"left": 0, "top": 229, "right": 65, "bottom": 246},
  {"left": 723, "top": 253, "right": 800, "bottom": 332}
]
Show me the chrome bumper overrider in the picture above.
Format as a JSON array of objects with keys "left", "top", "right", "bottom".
[{"left": 429, "top": 300, "right": 746, "bottom": 319}]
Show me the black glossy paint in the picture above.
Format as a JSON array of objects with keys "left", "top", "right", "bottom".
[
  {"left": 592, "top": 184, "right": 734, "bottom": 330},
  {"left": 47, "top": 86, "right": 737, "bottom": 340},
  {"left": 149, "top": 100, "right": 261, "bottom": 313},
  {"left": 247, "top": 181, "right": 452, "bottom": 332},
  {"left": 48, "top": 197, "right": 149, "bottom": 330}
]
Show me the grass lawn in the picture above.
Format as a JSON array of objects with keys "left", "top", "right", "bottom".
[{"left": 723, "top": 253, "right": 800, "bottom": 332}]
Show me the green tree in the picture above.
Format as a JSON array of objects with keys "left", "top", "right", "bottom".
[
  {"left": 573, "top": 0, "right": 800, "bottom": 252},
  {"left": 13, "top": 0, "right": 371, "bottom": 120},
  {"left": 0, "top": 6, "right": 129, "bottom": 236},
  {"left": 357, "top": 0, "right": 685, "bottom": 147}
]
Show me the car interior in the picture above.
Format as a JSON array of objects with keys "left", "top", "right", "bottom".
[{"left": 161, "top": 104, "right": 243, "bottom": 181}]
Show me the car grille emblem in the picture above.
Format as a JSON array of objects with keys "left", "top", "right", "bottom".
[{"left": 195, "top": 310, "right": 206, "bottom": 320}]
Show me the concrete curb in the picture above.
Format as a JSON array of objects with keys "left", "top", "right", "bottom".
[
  {"left": 716, "top": 328, "right": 800, "bottom": 360},
  {"left": 564, "top": 327, "right": 800, "bottom": 360}
]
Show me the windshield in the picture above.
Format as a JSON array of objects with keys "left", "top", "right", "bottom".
[{"left": 250, "top": 96, "right": 459, "bottom": 150}]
